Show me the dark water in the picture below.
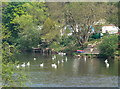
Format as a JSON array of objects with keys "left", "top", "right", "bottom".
[{"left": 15, "top": 53, "right": 118, "bottom": 87}]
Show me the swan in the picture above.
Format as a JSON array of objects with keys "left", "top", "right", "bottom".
[
  {"left": 27, "top": 62, "right": 30, "bottom": 66},
  {"left": 21, "top": 63, "right": 25, "bottom": 67},
  {"left": 63, "top": 53, "right": 66, "bottom": 55},
  {"left": 57, "top": 60, "right": 60, "bottom": 64},
  {"left": 16, "top": 64, "right": 20, "bottom": 68},
  {"left": 54, "top": 55, "right": 56, "bottom": 59},
  {"left": 61, "top": 59, "right": 64, "bottom": 63},
  {"left": 40, "top": 63, "right": 44, "bottom": 67},
  {"left": 51, "top": 63, "right": 57, "bottom": 69},
  {"left": 105, "top": 59, "right": 108, "bottom": 63},
  {"left": 106, "top": 62, "right": 109, "bottom": 68},
  {"left": 84, "top": 56, "right": 86, "bottom": 62},
  {"left": 34, "top": 58, "right": 36, "bottom": 60},
  {"left": 65, "top": 57, "right": 68, "bottom": 62},
  {"left": 52, "top": 56, "right": 55, "bottom": 60}
]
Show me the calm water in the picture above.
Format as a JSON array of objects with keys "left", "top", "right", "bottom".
[{"left": 15, "top": 53, "right": 118, "bottom": 87}]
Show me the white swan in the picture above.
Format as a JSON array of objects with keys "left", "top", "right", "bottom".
[
  {"left": 27, "top": 62, "right": 30, "bottom": 66},
  {"left": 21, "top": 63, "right": 25, "bottom": 67},
  {"left": 52, "top": 55, "right": 56, "bottom": 60},
  {"left": 63, "top": 53, "right": 66, "bottom": 55},
  {"left": 34, "top": 58, "right": 36, "bottom": 60},
  {"left": 106, "top": 62, "right": 110, "bottom": 68},
  {"left": 105, "top": 59, "right": 108, "bottom": 63},
  {"left": 16, "top": 64, "right": 20, "bottom": 68},
  {"left": 57, "top": 60, "right": 60, "bottom": 64},
  {"left": 40, "top": 63, "right": 44, "bottom": 67},
  {"left": 65, "top": 57, "right": 68, "bottom": 62},
  {"left": 61, "top": 59, "right": 64, "bottom": 63},
  {"left": 51, "top": 63, "right": 57, "bottom": 69},
  {"left": 54, "top": 55, "right": 56, "bottom": 59}
]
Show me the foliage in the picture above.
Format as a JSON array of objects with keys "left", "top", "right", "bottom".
[
  {"left": 60, "top": 36, "right": 76, "bottom": 47},
  {"left": 2, "top": 42, "right": 27, "bottom": 87},
  {"left": 13, "top": 14, "right": 41, "bottom": 51},
  {"left": 11, "top": 2, "right": 47, "bottom": 51},
  {"left": 99, "top": 35, "right": 118, "bottom": 58},
  {"left": 106, "top": 2, "right": 118, "bottom": 25},
  {"left": 64, "top": 2, "right": 117, "bottom": 47},
  {"left": 22, "top": 2, "right": 47, "bottom": 25},
  {"left": 2, "top": 2, "right": 26, "bottom": 44},
  {"left": 41, "top": 17, "right": 60, "bottom": 42}
]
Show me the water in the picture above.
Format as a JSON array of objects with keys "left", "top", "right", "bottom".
[{"left": 15, "top": 53, "right": 118, "bottom": 87}]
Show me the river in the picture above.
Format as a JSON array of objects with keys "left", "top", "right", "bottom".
[{"left": 15, "top": 53, "right": 118, "bottom": 87}]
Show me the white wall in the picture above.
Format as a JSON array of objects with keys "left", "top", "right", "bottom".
[{"left": 102, "top": 25, "right": 119, "bottom": 34}]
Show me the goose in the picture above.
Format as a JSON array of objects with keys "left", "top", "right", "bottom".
[
  {"left": 34, "top": 58, "right": 36, "bottom": 60},
  {"left": 40, "top": 63, "right": 44, "bottom": 67},
  {"left": 27, "top": 62, "right": 30, "bottom": 66},
  {"left": 16, "top": 64, "right": 20, "bottom": 68},
  {"left": 21, "top": 63, "right": 25, "bottom": 67}
]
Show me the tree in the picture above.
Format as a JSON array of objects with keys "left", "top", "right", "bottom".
[
  {"left": 22, "top": 2, "right": 47, "bottom": 25},
  {"left": 2, "top": 42, "right": 27, "bottom": 87},
  {"left": 64, "top": 2, "right": 117, "bottom": 47},
  {"left": 40, "top": 17, "right": 60, "bottom": 42},
  {"left": 2, "top": 2, "right": 26, "bottom": 44},
  {"left": 106, "top": 2, "right": 118, "bottom": 26},
  {"left": 13, "top": 14, "right": 41, "bottom": 50},
  {"left": 46, "top": 2, "right": 65, "bottom": 24},
  {"left": 11, "top": 2, "right": 47, "bottom": 50},
  {"left": 99, "top": 35, "right": 118, "bottom": 58}
]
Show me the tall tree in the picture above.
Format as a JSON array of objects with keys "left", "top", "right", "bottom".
[
  {"left": 12, "top": 2, "right": 47, "bottom": 50},
  {"left": 2, "top": 2, "right": 26, "bottom": 44},
  {"left": 64, "top": 2, "right": 117, "bottom": 47},
  {"left": 40, "top": 17, "right": 60, "bottom": 42}
]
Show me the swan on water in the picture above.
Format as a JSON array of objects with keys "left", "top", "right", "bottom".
[
  {"left": 40, "top": 63, "right": 44, "bottom": 67},
  {"left": 51, "top": 63, "right": 57, "bottom": 69},
  {"left": 21, "top": 63, "right": 25, "bottom": 67},
  {"left": 105, "top": 59, "right": 108, "bottom": 63},
  {"left": 16, "top": 64, "right": 20, "bottom": 68},
  {"left": 61, "top": 59, "right": 64, "bottom": 63},
  {"left": 106, "top": 62, "right": 109, "bottom": 68},
  {"left": 34, "top": 58, "right": 36, "bottom": 60},
  {"left": 58, "top": 60, "right": 60, "bottom": 64},
  {"left": 65, "top": 57, "right": 68, "bottom": 62},
  {"left": 27, "top": 62, "right": 30, "bottom": 66}
]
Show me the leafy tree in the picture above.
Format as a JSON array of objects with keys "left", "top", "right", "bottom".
[
  {"left": 106, "top": 2, "right": 118, "bottom": 25},
  {"left": 99, "top": 35, "right": 118, "bottom": 58},
  {"left": 2, "top": 2, "right": 26, "bottom": 44},
  {"left": 2, "top": 42, "right": 27, "bottom": 87},
  {"left": 46, "top": 2, "right": 68, "bottom": 24},
  {"left": 13, "top": 14, "right": 41, "bottom": 50},
  {"left": 12, "top": 2, "right": 47, "bottom": 50},
  {"left": 22, "top": 2, "right": 47, "bottom": 25},
  {"left": 64, "top": 2, "right": 117, "bottom": 47},
  {"left": 41, "top": 17, "right": 60, "bottom": 42}
]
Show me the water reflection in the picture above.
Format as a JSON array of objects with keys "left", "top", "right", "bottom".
[{"left": 15, "top": 53, "right": 118, "bottom": 87}]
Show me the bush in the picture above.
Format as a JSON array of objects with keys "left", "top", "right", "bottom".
[
  {"left": 2, "top": 42, "right": 27, "bottom": 87},
  {"left": 99, "top": 35, "right": 118, "bottom": 58}
]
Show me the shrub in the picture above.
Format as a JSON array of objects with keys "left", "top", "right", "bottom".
[{"left": 99, "top": 35, "right": 118, "bottom": 58}]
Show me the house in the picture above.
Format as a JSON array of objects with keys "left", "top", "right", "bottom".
[{"left": 102, "top": 25, "right": 119, "bottom": 34}]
